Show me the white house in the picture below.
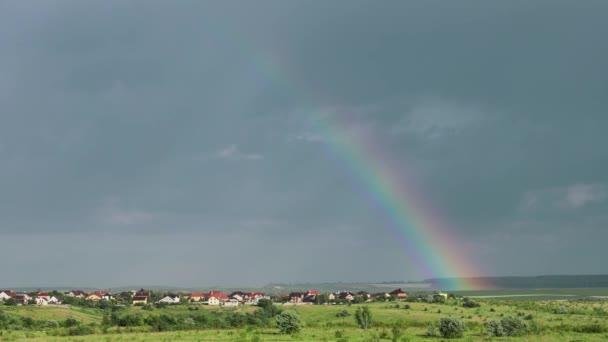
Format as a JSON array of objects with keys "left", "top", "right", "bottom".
[
  {"left": 158, "top": 294, "right": 180, "bottom": 304},
  {"left": 207, "top": 297, "right": 220, "bottom": 306},
  {"left": 36, "top": 292, "right": 51, "bottom": 301},
  {"left": 36, "top": 297, "right": 48, "bottom": 306},
  {"left": 0, "top": 290, "right": 15, "bottom": 301},
  {"left": 230, "top": 294, "right": 244, "bottom": 302},
  {"left": 65, "top": 290, "right": 86, "bottom": 298},
  {"left": 48, "top": 296, "right": 61, "bottom": 304}
]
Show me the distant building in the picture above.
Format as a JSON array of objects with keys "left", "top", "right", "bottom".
[
  {"left": 158, "top": 294, "right": 180, "bottom": 304},
  {"left": 389, "top": 288, "right": 408, "bottom": 298},
  {"left": 132, "top": 296, "right": 148, "bottom": 305}
]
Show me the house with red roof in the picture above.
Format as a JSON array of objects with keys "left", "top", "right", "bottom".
[
  {"left": 36, "top": 292, "right": 50, "bottom": 300},
  {"left": 132, "top": 296, "right": 148, "bottom": 305},
  {"left": 0, "top": 290, "right": 16, "bottom": 301},
  {"left": 207, "top": 291, "right": 228, "bottom": 306},
  {"left": 389, "top": 288, "right": 408, "bottom": 299},
  {"left": 65, "top": 290, "right": 86, "bottom": 298},
  {"left": 189, "top": 293, "right": 206, "bottom": 302}
]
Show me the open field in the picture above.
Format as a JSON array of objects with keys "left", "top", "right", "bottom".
[
  {"left": 2, "top": 294, "right": 608, "bottom": 341},
  {"left": 452, "top": 288, "right": 608, "bottom": 300}
]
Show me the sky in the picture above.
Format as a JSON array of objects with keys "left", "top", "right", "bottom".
[{"left": 1, "top": 0, "right": 607, "bottom": 288}]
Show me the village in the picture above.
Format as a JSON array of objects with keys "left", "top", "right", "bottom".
[{"left": 0, "top": 287, "right": 426, "bottom": 307}]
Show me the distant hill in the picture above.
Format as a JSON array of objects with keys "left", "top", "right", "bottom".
[{"left": 424, "top": 275, "right": 608, "bottom": 289}]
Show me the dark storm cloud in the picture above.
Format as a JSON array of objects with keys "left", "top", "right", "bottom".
[{"left": 0, "top": 0, "right": 606, "bottom": 286}]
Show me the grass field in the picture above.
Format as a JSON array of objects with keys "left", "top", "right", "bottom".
[{"left": 2, "top": 293, "right": 608, "bottom": 341}]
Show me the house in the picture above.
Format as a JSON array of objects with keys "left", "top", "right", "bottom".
[
  {"left": 37, "top": 292, "right": 50, "bottom": 300},
  {"left": 327, "top": 293, "right": 336, "bottom": 301},
  {"left": 190, "top": 293, "right": 206, "bottom": 302},
  {"left": 357, "top": 291, "right": 370, "bottom": 299},
  {"left": 434, "top": 292, "right": 448, "bottom": 299},
  {"left": 135, "top": 289, "right": 151, "bottom": 298},
  {"left": 36, "top": 297, "right": 48, "bottom": 306},
  {"left": 14, "top": 293, "right": 30, "bottom": 305},
  {"left": 48, "top": 296, "right": 61, "bottom": 304},
  {"left": 389, "top": 288, "right": 408, "bottom": 299},
  {"left": 229, "top": 293, "right": 244, "bottom": 302},
  {"left": 0, "top": 290, "right": 16, "bottom": 301},
  {"left": 338, "top": 292, "right": 354, "bottom": 301},
  {"left": 132, "top": 296, "right": 148, "bottom": 305},
  {"left": 221, "top": 299, "right": 240, "bottom": 307},
  {"left": 119, "top": 291, "right": 134, "bottom": 299},
  {"left": 307, "top": 290, "right": 319, "bottom": 297},
  {"left": 288, "top": 292, "right": 305, "bottom": 303},
  {"left": 371, "top": 292, "right": 390, "bottom": 300},
  {"left": 158, "top": 294, "right": 180, "bottom": 304},
  {"left": 65, "top": 290, "right": 86, "bottom": 298},
  {"left": 86, "top": 294, "right": 102, "bottom": 301},
  {"left": 206, "top": 291, "right": 228, "bottom": 305},
  {"left": 207, "top": 291, "right": 228, "bottom": 301}
]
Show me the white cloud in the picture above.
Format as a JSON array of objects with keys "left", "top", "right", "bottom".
[
  {"left": 563, "top": 183, "right": 607, "bottom": 208},
  {"left": 391, "top": 97, "right": 486, "bottom": 140},
  {"left": 519, "top": 183, "right": 607, "bottom": 211},
  {"left": 215, "top": 144, "right": 263, "bottom": 161}
]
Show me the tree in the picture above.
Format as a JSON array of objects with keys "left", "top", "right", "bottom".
[
  {"left": 3, "top": 298, "right": 17, "bottom": 306},
  {"left": 438, "top": 317, "right": 466, "bottom": 339},
  {"left": 355, "top": 306, "right": 373, "bottom": 330},
  {"left": 275, "top": 310, "right": 302, "bottom": 334}
]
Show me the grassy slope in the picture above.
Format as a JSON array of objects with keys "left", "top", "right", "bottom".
[{"left": 2, "top": 300, "right": 608, "bottom": 341}]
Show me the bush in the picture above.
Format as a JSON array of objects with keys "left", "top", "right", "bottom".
[
  {"left": 462, "top": 298, "right": 480, "bottom": 308},
  {"left": 68, "top": 325, "right": 93, "bottom": 336},
  {"left": 336, "top": 310, "right": 350, "bottom": 317},
  {"left": 485, "top": 320, "right": 504, "bottom": 337},
  {"left": 574, "top": 324, "right": 608, "bottom": 334},
  {"left": 500, "top": 316, "right": 528, "bottom": 336},
  {"left": 425, "top": 324, "right": 438, "bottom": 337},
  {"left": 45, "top": 320, "right": 60, "bottom": 328},
  {"left": 275, "top": 310, "right": 302, "bottom": 334},
  {"left": 438, "top": 317, "right": 466, "bottom": 338}
]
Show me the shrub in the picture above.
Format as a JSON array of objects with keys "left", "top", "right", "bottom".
[
  {"left": 68, "top": 325, "right": 93, "bottom": 336},
  {"left": 438, "top": 317, "right": 466, "bottom": 338},
  {"left": 462, "top": 298, "right": 480, "bottom": 308},
  {"left": 500, "top": 316, "right": 528, "bottom": 336},
  {"left": 425, "top": 325, "right": 438, "bottom": 337},
  {"left": 275, "top": 310, "right": 302, "bottom": 334},
  {"left": 574, "top": 324, "right": 608, "bottom": 334},
  {"left": 485, "top": 320, "right": 504, "bottom": 337},
  {"left": 45, "top": 320, "right": 60, "bottom": 328},
  {"left": 336, "top": 310, "right": 350, "bottom": 317}
]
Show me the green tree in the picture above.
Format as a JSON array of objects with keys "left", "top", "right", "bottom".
[
  {"left": 355, "top": 306, "right": 373, "bottom": 330},
  {"left": 438, "top": 317, "right": 466, "bottom": 339},
  {"left": 3, "top": 298, "right": 17, "bottom": 306},
  {"left": 275, "top": 310, "right": 302, "bottom": 334}
]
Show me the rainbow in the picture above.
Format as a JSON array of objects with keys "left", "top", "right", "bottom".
[{"left": 246, "top": 49, "right": 491, "bottom": 290}]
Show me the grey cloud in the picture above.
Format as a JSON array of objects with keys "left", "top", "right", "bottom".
[{"left": 0, "top": 0, "right": 607, "bottom": 286}]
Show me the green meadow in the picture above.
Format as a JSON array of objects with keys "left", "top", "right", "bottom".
[{"left": 2, "top": 293, "right": 608, "bottom": 341}]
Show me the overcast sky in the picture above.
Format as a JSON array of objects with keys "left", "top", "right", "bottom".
[{"left": 1, "top": 0, "right": 607, "bottom": 288}]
